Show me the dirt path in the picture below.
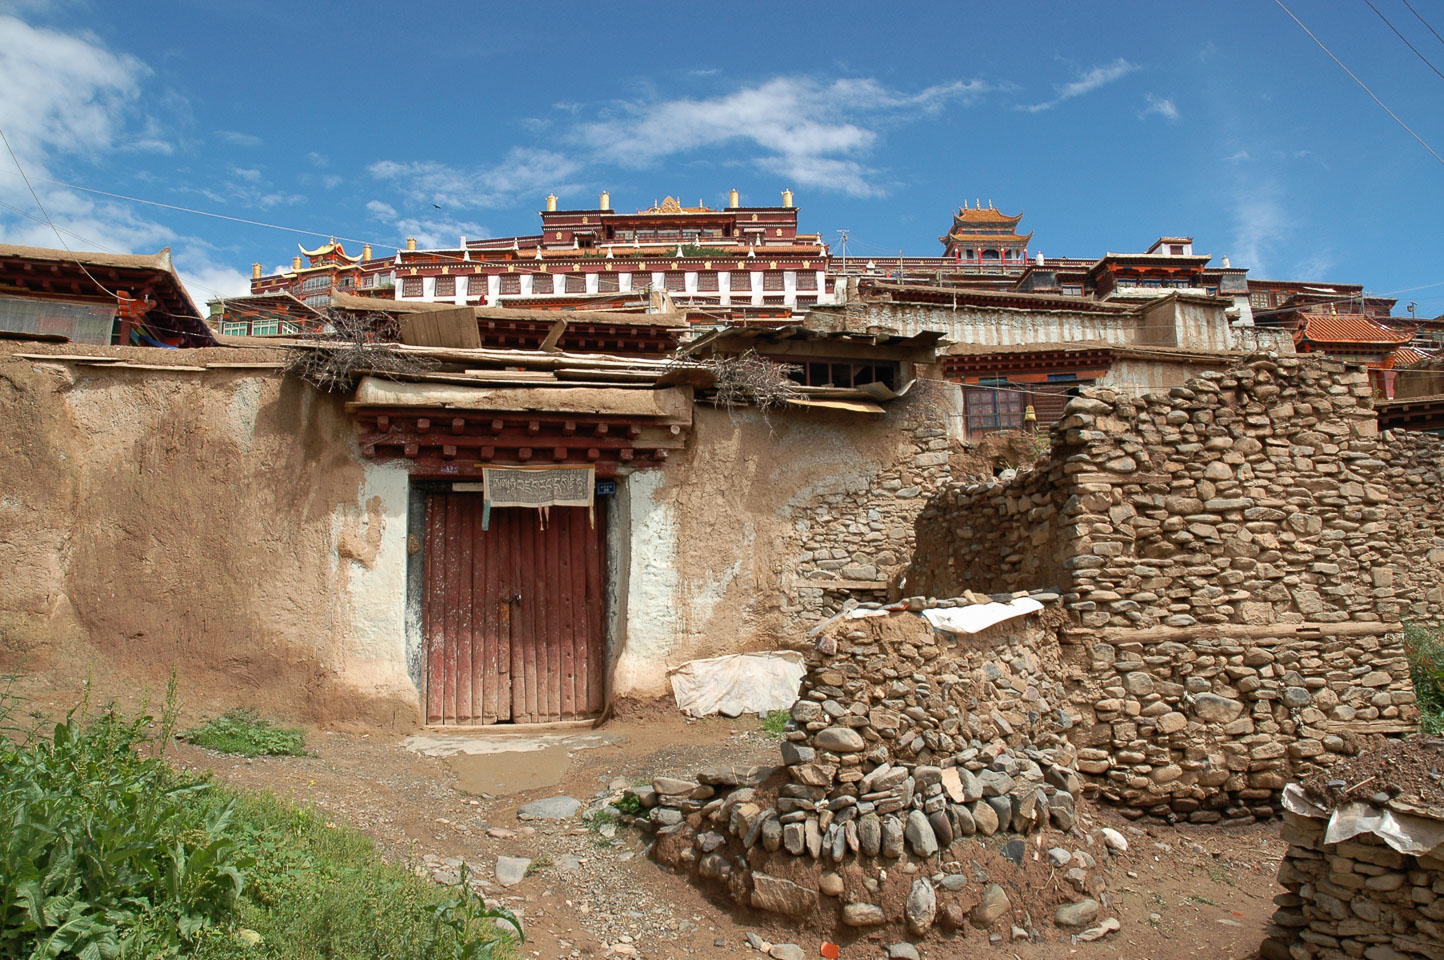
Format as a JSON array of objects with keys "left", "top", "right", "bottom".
[{"left": 159, "top": 709, "right": 1283, "bottom": 960}]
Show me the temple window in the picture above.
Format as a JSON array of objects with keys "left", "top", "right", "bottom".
[
  {"left": 697, "top": 272, "right": 719, "bottom": 292},
  {"left": 434, "top": 276, "right": 456, "bottom": 297},
  {"left": 564, "top": 275, "right": 587, "bottom": 293},
  {"left": 499, "top": 275, "right": 521, "bottom": 295},
  {"left": 665, "top": 272, "right": 685, "bottom": 292},
  {"left": 401, "top": 277, "right": 422, "bottom": 297},
  {"left": 732, "top": 272, "right": 751, "bottom": 291},
  {"left": 796, "top": 272, "right": 818, "bottom": 291},
  {"left": 763, "top": 273, "right": 784, "bottom": 291},
  {"left": 598, "top": 274, "right": 619, "bottom": 293}
]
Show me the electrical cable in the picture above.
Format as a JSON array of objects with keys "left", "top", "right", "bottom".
[
  {"left": 1363, "top": 0, "right": 1444, "bottom": 81},
  {"left": 1401, "top": 0, "right": 1444, "bottom": 47},
  {"left": 1274, "top": 0, "right": 1444, "bottom": 164},
  {"left": 0, "top": 123, "right": 131, "bottom": 303}
]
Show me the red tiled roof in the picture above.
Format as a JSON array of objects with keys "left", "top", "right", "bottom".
[
  {"left": 1294, "top": 314, "right": 1417, "bottom": 345},
  {"left": 1393, "top": 346, "right": 1428, "bottom": 367},
  {"left": 951, "top": 207, "right": 1022, "bottom": 224}
]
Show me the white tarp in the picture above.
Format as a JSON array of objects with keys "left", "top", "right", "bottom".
[
  {"left": 1281, "top": 783, "right": 1444, "bottom": 856},
  {"left": 669, "top": 652, "right": 806, "bottom": 718},
  {"left": 921, "top": 597, "right": 1044, "bottom": 635}
]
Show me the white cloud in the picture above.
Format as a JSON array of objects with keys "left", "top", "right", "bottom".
[
  {"left": 305, "top": 151, "right": 328, "bottom": 167},
  {"left": 393, "top": 216, "right": 490, "bottom": 249},
  {"left": 217, "top": 129, "right": 262, "bottom": 147},
  {"left": 369, "top": 147, "right": 584, "bottom": 209},
  {"left": 1224, "top": 149, "right": 1253, "bottom": 162},
  {"left": 0, "top": 16, "right": 146, "bottom": 169},
  {"left": 574, "top": 76, "right": 987, "bottom": 197},
  {"left": 1140, "top": 94, "right": 1180, "bottom": 123},
  {"left": 366, "top": 199, "right": 397, "bottom": 220},
  {"left": 176, "top": 257, "right": 253, "bottom": 309},
  {"left": 1228, "top": 183, "right": 1288, "bottom": 276},
  {"left": 1023, "top": 58, "right": 1138, "bottom": 112}
]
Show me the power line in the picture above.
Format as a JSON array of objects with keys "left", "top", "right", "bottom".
[
  {"left": 1363, "top": 0, "right": 1444, "bottom": 81},
  {"left": 0, "top": 123, "right": 130, "bottom": 304},
  {"left": 1401, "top": 0, "right": 1444, "bottom": 47},
  {"left": 1274, "top": 0, "right": 1444, "bottom": 164}
]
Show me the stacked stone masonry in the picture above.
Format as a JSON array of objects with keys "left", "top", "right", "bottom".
[
  {"left": 785, "top": 383, "right": 957, "bottom": 623},
  {"left": 902, "top": 357, "right": 1441, "bottom": 814},
  {"left": 647, "top": 601, "right": 1127, "bottom": 941},
  {"left": 1262, "top": 808, "right": 1444, "bottom": 960}
]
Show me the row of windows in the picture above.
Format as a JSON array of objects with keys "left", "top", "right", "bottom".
[
  {"left": 220, "top": 319, "right": 301, "bottom": 336},
  {"left": 395, "top": 271, "right": 820, "bottom": 298}
]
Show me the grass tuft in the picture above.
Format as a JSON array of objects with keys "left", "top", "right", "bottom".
[
  {"left": 1405, "top": 623, "right": 1444, "bottom": 736},
  {"left": 760, "top": 709, "right": 789, "bottom": 738},
  {"left": 184, "top": 708, "right": 308, "bottom": 758}
]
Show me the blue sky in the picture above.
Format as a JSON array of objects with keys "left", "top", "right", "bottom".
[{"left": 0, "top": 0, "right": 1441, "bottom": 314}]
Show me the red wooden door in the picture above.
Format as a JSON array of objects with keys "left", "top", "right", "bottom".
[{"left": 422, "top": 492, "right": 605, "bottom": 724}]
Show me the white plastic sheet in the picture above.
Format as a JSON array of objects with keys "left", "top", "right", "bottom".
[
  {"left": 1281, "top": 783, "right": 1444, "bottom": 856},
  {"left": 921, "top": 597, "right": 1044, "bottom": 635},
  {"left": 668, "top": 652, "right": 806, "bottom": 718}
]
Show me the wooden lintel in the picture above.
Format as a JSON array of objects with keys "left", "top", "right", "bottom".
[
  {"left": 416, "top": 417, "right": 430, "bottom": 431},
  {"left": 377, "top": 415, "right": 390, "bottom": 432},
  {"left": 587, "top": 448, "right": 600, "bottom": 460},
  {"left": 595, "top": 423, "right": 609, "bottom": 436},
  {"left": 627, "top": 424, "right": 642, "bottom": 438},
  {"left": 490, "top": 418, "right": 504, "bottom": 434},
  {"left": 451, "top": 417, "right": 465, "bottom": 434},
  {"left": 553, "top": 447, "right": 567, "bottom": 460},
  {"left": 563, "top": 420, "right": 577, "bottom": 435},
  {"left": 442, "top": 444, "right": 457, "bottom": 459},
  {"left": 403, "top": 442, "right": 419, "bottom": 458},
  {"left": 481, "top": 445, "right": 495, "bottom": 459},
  {"left": 619, "top": 449, "right": 633, "bottom": 461},
  {"left": 517, "top": 447, "right": 533, "bottom": 460},
  {"left": 527, "top": 420, "right": 540, "bottom": 434}
]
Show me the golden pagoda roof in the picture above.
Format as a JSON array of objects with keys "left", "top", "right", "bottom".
[
  {"left": 951, "top": 206, "right": 1023, "bottom": 225},
  {"left": 298, "top": 239, "right": 361, "bottom": 262},
  {"left": 635, "top": 196, "right": 716, "bottom": 215}
]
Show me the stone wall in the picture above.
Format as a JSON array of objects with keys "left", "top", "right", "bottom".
[
  {"left": 1066, "top": 622, "right": 1416, "bottom": 820},
  {"left": 647, "top": 599, "right": 1127, "bottom": 942},
  {"left": 1262, "top": 761, "right": 1444, "bottom": 960},
  {"left": 787, "top": 383, "right": 958, "bottom": 620},
  {"left": 903, "top": 356, "right": 1444, "bottom": 816}
]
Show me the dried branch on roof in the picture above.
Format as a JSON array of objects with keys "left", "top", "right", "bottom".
[
  {"left": 699, "top": 349, "right": 799, "bottom": 413},
  {"left": 281, "top": 310, "right": 436, "bottom": 393}
]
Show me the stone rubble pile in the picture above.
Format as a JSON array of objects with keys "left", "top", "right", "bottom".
[
  {"left": 643, "top": 598, "right": 1125, "bottom": 942},
  {"left": 1262, "top": 808, "right": 1444, "bottom": 960}
]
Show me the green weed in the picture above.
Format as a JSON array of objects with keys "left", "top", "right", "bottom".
[
  {"left": 1405, "top": 623, "right": 1444, "bottom": 736},
  {"left": 760, "top": 709, "right": 789, "bottom": 738},
  {"left": 524, "top": 855, "right": 552, "bottom": 877},
  {"left": 0, "top": 691, "right": 520, "bottom": 960},
  {"left": 183, "top": 709, "right": 308, "bottom": 758}
]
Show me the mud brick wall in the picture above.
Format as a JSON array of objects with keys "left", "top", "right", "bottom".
[
  {"left": 1065, "top": 623, "right": 1417, "bottom": 821},
  {"left": 1262, "top": 809, "right": 1444, "bottom": 960}
]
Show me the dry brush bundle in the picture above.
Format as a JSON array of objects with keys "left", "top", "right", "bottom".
[
  {"left": 702, "top": 349, "right": 800, "bottom": 413},
  {"left": 281, "top": 310, "right": 436, "bottom": 393}
]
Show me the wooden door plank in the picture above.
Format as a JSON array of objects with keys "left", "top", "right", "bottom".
[
  {"left": 443, "top": 494, "right": 461, "bottom": 724},
  {"left": 478, "top": 501, "right": 498, "bottom": 723},
  {"left": 557, "top": 509, "right": 579, "bottom": 719},
  {"left": 456, "top": 495, "right": 474, "bottom": 723},
  {"left": 542, "top": 512, "right": 561, "bottom": 722},
  {"left": 423, "top": 493, "right": 445, "bottom": 723},
  {"left": 496, "top": 508, "right": 513, "bottom": 722},
  {"left": 583, "top": 498, "right": 606, "bottom": 714},
  {"left": 509, "top": 509, "right": 529, "bottom": 723},
  {"left": 525, "top": 513, "right": 542, "bottom": 721}
]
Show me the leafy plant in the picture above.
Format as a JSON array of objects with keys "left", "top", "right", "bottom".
[
  {"left": 182, "top": 709, "right": 308, "bottom": 758},
  {"left": 612, "top": 793, "right": 642, "bottom": 817},
  {"left": 0, "top": 691, "right": 250, "bottom": 958},
  {"left": 760, "top": 709, "right": 790, "bottom": 738},
  {"left": 1404, "top": 622, "right": 1444, "bottom": 736}
]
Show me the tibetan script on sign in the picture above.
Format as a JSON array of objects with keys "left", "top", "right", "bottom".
[{"left": 483, "top": 466, "right": 595, "bottom": 509}]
